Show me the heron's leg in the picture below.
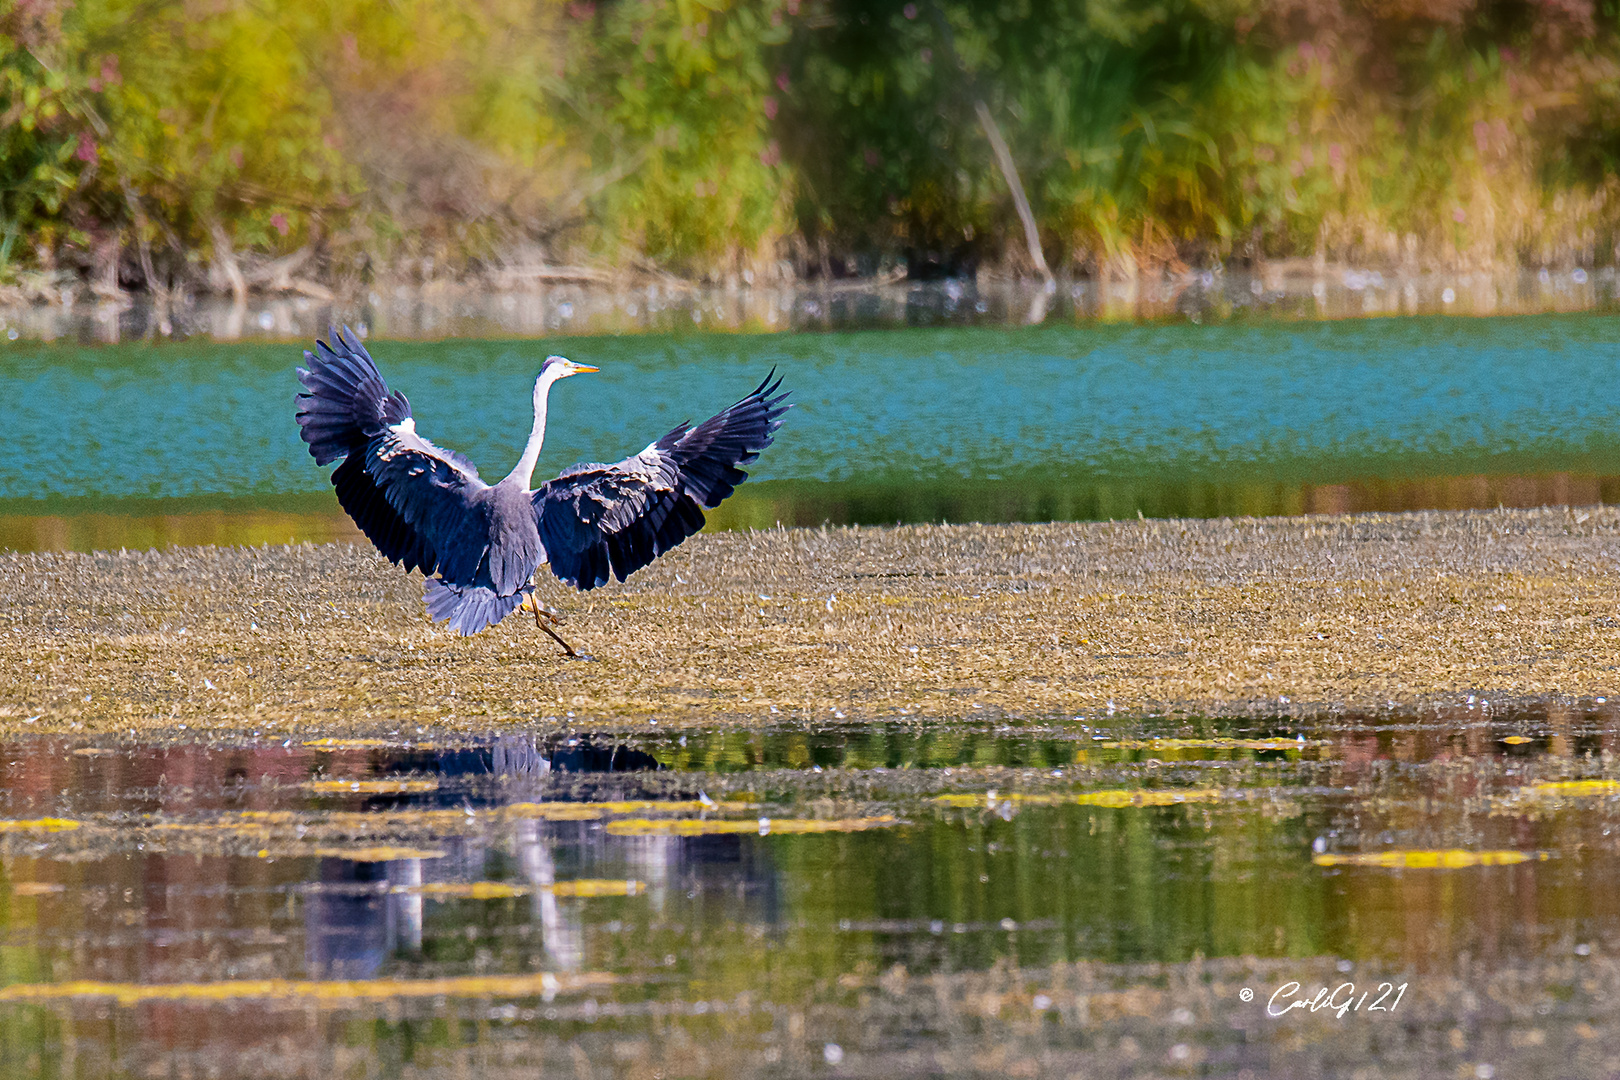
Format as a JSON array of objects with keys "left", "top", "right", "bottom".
[
  {"left": 528, "top": 594, "right": 580, "bottom": 658},
  {"left": 537, "top": 621, "right": 580, "bottom": 658},
  {"left": 523, "top": 593, "right": 565, "bottom": 626}
]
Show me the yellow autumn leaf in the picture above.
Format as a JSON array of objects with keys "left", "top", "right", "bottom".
[
  {"left": 605, "top": 816, "right": 896, "bottom": 836},
  {"left": 394, "top": 882, "right": 530, "bottom": 899},
  {"left": 1313, "top": 849, "right": 1547, "bottom": 869},
  {"left": 0, "top": 971, "right": 618, "bottom": 1006},
  {"left": 0, "top": 819, "right": 81, "bottom": 832},
  {"left": 1523, "top": 780, "right": 1620, "bottom": 797}
]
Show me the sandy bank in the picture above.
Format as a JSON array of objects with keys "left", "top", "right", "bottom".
[{"left": 2, "top": 508, "right": 1617, "bottom": 736}]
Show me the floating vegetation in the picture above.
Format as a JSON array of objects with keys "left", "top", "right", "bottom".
[
  {"left": 0, "top": 972, "right": 617, "bottom": 1007},
  {"left": 544, "top": 880, "right": 645, "bottom": 897},
  {"left": 935, "top": 789, "right": 1225, "bottom": 809},
  {"left": 301, "top": 779, "right": 441, "bottom": 795},
  {"left": 299, "top": 846, "right": 447, "bottom": 862},
  {"left": 604, "top": 817, "right": 897, "bottom": 837},
  {"left": 8, "top": 882, "right": 64, "bottom": 896},
  {"left": 1312, "top": 850, "right": 1548, "bottom": 869},
  {"left": 1502, "top": 736, "right": 1536, "bottom": 745},
  {"left": 395, "top": 882, "right": 531, "bottom": 899},
  {"left": 501, "top": 800, "right": 718, "bottom": 820},
  {"left": 0, "top": 819, "right": 81, "bottom": 832},
  {"left": 303, "top": 739, "right": 405, "bottom": 749},
  {"left": 1092, "top": 738, "right": 1319, "bottom": 752},
  {"left": 1522, "top": 780, "right": 1620, "bottom": 798},
  {"left": 392, "top": 880, "right": 644, "bottom": 899}
]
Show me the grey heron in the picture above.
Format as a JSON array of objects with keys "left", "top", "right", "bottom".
[{"left": 295, "top": 327, "right": 789, "bottom": 654}]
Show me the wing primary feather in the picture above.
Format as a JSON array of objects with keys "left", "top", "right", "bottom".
[{"left": 532, "top": 371, "right": 789, "bottom": 591}]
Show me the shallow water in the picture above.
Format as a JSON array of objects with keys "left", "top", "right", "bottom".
[
  {"left": 5, "top": 315, "right": 1620, "bottom": 550},
  {"left": 5, "top": 707, "right": 1620, "bottom": 1077}
]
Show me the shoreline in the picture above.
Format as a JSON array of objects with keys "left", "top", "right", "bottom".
[
  {"left": 1, "top": 266, "right": 1613, "bottom": 345},
  {"left": 3, "top": 507, "right": 1618, "bottom": 737}
]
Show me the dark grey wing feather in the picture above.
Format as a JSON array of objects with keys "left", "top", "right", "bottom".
[
  {"left": 296, "top": 326, "right": 488, "bottom": 581},
  {"left": 534, "top": 371, "right": 789, "bottom": 590}
]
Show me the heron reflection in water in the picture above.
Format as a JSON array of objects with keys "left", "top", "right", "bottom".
[{"left": 295, "top": 327, "right": 789, "bottom": 654}]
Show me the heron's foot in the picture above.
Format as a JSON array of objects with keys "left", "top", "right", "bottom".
[{"left": 536, "top": 620, "right": 587, "bottom": 660}]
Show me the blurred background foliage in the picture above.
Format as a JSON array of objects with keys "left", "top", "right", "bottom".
[{"left": 2, "top": 0, "right": 1619, "bottom": 294}]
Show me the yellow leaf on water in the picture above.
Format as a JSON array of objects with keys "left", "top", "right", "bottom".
[
  {"left": 305, "top": 846, "right": 446, "bottom": 862},
  {"left": 1502, "top": 736, "right": 1535, "bottom": 745},
  {"left": 0, "top": 819, "right": 81, "bottom": 832},
  {"left": 301, "top": 779, "right": 439, "bottom": 795},
  {"left": 934, "top": 789, "right": 1223, "bottom": 809},
  {"left": 1072, "top": 789, "right": 1223, "bottom": 808},
  {"left": 302, "top": 739, "right": 397, "bottom": 749},
  {"left": 1095, "top": 738, "right": 1317, "bottom": 751},
  {"left": 0, "top": 971, "right": 618, "bottom": 1006},
  {"left": 1523, "top": 780, "right": 1620, "bottom": 797},
  {"left": 394, "top": 882, "right": 530, "bottom": 899},
  {"left": 500, "top": 800, "right": 710, "bottom": 821},
  {"left": 10, "top": 882, "right": 64, "bottom": 896},
  {"left": 605, "top": 816, "right": 896, "bottom": 837},
  {"left": 544, "top": 879, "right": 644, "bottom": 897},
  {"left": 1313, "top": 849, "right": 1547, "bottom": 869}
]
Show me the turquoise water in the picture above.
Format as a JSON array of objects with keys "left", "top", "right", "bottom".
[{"left": 3, "top": 315, "right": 1620, "bottom": 548}]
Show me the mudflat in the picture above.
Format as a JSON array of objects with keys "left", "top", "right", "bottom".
[{"left": 2, "top": 506, "right": 1617, "bottom": 736}]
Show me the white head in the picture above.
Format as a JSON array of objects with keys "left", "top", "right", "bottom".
[{"left": 538, "top": 355, "right": 598, "bottom": 386}]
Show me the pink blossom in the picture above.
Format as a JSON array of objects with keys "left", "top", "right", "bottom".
[
  {"left": 764, "top": 96, "right": 778, "bottom": 120},
  {"left": 1474, "top": 120, "right": 1490, "bottom": 153},
  {"left": 100, "top": 55, "right": 120, "bottom": 86},
  {"left": 1298, "top": 41, "right": 1315, "bottom": 60},
  {"left": 567, "top": 1, "right": 595, "bottom": 19},
  {"left": 74, "top": 132, "right": 97, "bottom": 163},
  {"left": 1452, "top": 207, "right": 1466, "bottom": 223},
  {"left": 271, "top": 213, "right": 290, "bottom": 237},
  {"left": 230, "top": 147, "right": 244, "bottom": 169},
  {"left": 903, "top": 3, "right": 917, "bottom": 17},
  {"left": 760, "top": 140, "right": 781, "bottom": 167},
  {"left": 1328, "top": 143, "right": 1343, "bottom": 168},
  {"left": 777, "top": 70, "right": 791, "bottom": 92}
]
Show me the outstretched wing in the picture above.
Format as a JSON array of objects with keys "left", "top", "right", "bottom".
[
  {"left": 533, "top": 371, "right": 790, "bottom": 590},
  {"left": 295, "top": 326, "right": 490, "bottom": 582}
]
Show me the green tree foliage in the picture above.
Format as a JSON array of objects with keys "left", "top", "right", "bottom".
[
  {"left": 778, "top": 0, "right": 1620, "bottom": 273},
  {"left": 2, "top": 0, "right": 1619, "bottom": 289}
]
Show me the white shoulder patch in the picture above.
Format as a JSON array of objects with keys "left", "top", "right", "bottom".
[{"left": 392, "top": 418, "right": 417, "bottom": 435}]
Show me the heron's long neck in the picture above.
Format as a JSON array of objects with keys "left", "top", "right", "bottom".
[{"left": 506, "top": 375, "right": 557, "bottom": 488}]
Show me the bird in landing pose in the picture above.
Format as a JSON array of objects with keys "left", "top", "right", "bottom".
[{"left": 295, "top": 327, "right": 789, "bottom": 655}]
